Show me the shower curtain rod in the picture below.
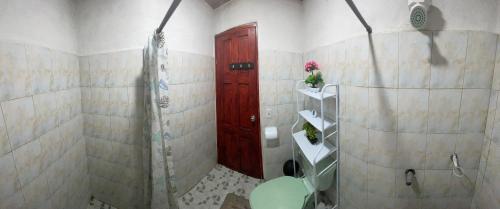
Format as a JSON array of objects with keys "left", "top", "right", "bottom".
[
  {"left": 345, "top": 0, "right": 372, "bottom": 34},
  {"left": 156, "top": 0, "right": 182, "bottom": 34}
]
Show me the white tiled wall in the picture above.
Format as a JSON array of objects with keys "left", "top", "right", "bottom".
[
  {"left": 80, "top": 49, "right": 145, "bottom": 209},
  {"left": 304, "top": 31, "right": 498, "bottom": 209},
  {"left": 166, "top": 50, "right": 217, "bottom": 196},
  {"left": 258, "top": 50, "right": 304, "bottom": 180},
  {"left": 471, "top": 37, "right": 500, "bottom": 209},
  {"left": 0, "top": 41, "right": 89, "bottom": 209},
  {"left": 80, "top": 49, "right": 217, "bottom": 208}
]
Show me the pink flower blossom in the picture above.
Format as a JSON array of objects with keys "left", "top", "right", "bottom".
[{"left": 305, "top": 60, "right": 319, "bottom": 72}]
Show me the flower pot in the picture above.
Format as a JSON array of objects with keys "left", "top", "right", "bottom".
[
  {"left": 308, "top": 87, "right": 320, "bottom": 93},
  {"left": 305, "top": 132, "right": 321, "bottom": 145}
]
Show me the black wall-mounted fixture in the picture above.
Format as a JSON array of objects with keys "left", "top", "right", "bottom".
[
  {"left": 405, "top": 169, "right": 416, "bottom": 186},
  {"left": 230, "top": 62, "right": 254, "bottom": 70},
  {"left": 156, "top": 0, "right": 182, "bottom": 35},
  {"left": 345, "top": 0, "right": 372, "bottom": 34}
]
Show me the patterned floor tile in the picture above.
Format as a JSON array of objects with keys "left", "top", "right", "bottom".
[
  {"left": 87, "top": 196, "right": 117, "bottom": 209},
  {"left": 87, "top": 164, "right": 333, "bottom": 209}
]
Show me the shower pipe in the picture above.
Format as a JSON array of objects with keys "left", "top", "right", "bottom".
[
  {"left": 156, "top": 0, "right": 182, "bottom": 35},
  {"left": 345, "top": 0, "right": 372, "bottom": 34}
]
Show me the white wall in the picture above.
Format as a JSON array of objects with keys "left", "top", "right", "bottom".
[
  {"left": 497, "top": 1, "right": 500, "bottom": 33},
  {"left": 304, "top": 0, "right": 500, "bottom": 52},
  {"left": 0, "top": 0, "right": 78, "bottom": 53},
  {"left": 76, "top": 0, "right": 214, "bottom": 56},
  {"left": 214, "top": 0, "right": 303, "bottom": 52}
]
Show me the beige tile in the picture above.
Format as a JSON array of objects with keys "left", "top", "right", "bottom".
[
  {"left": 455, "top": 133, "right": 483, "bottom": 169},
  {"left": 428, "top": 89, "right": 461, "bottom": 133},
  {"left": 67, "top": 54, "right": 80, "bottom": 89},
  {"left": 259, "top": 80, "right": 277, "bottom": 106},
  {"left": 348, "top": 124, "right": 369, "bottom": 161},
  {"left": 276, "top": 80, "right": 294, "bottom": 104},
  {"left": 369, "top": 88, "right": 397, "bottom": 131},
  {"left": 0, "top": 191, "right": 25, "bottom": 209},
  {"left": 91, "top": 88, "right": 110, "bottom": 115},
  {"left": 331, "top": 42, "right": 347, "bottom": 84},
  {"left": 89, "top": 54, "right": 109, "bottom": 88},
  {"left": 348, "top": 86, "right": 369, "bottom": 128},
  {"left": 0, "top": 109, "right": 10, "bottom": 156},
  {"left": 366, "top": 164, "right": 396, "bottom": 197},
  {"left": 366, "top": 194, "right": 395, "bottom": 209},
  {"left": 126, "top": 50, "right": 143, "bottom": 87},
  {"left": 26, "top": 46, "right": 53, "bottom": 94},
  {"left": 259, "top": 51, "right": 276, "bottom": 81},
  {"left": 421, "top": 197, "right": 450, "bottom": 209},
  {"left": 21, "top": 173, "right": 49, "bottom": 209},
  {"left": 399, "top": 31, "right": 432, "bottom": 88},
  {"left": 0, "top": 42, "right": 32, "bottom": 101},
  {"left": 79, "top": 56, "right": 91, "bottom": 87},
  {"left": 397, "top": 133, "right": 427, "bottom": 169},
  {"left": 33, "top": 92, "right": 58, "bottom": 137},
  {"left": 347, "top": 36, "right": 370, "bottom": 87},
  {"left": 394, "top": 198, "right": 421, "bottom": 209},
  {"left": 422, "top": 170, "right": 451, "bottom": 198},
  {"left": 492, "top": 39, "right": 500, "bottom": 90},
  {"left": 277, "top": 104, "right": 294, "bottom": 126},
  {"left": 344, "top": 154, "right": 368, "bottom": 192},
  {"left": 445, "top": 197, "right": 473, "bottom": 209},
  {"left": 1, "top": 97, "right": 36, "bottom": 149},
  {"left": 92, "top": 115, "right": 111, "bottom": 140},
  {"left": 55, "top": 90, "right": 71, "bottom": 125},
  {"left": 368, "top": 129, "right": 397, "bottom": 167},
  {"left": 369, "top": 33, "right": 399, "bottom": 88},
  {"left": 110, "top": 116, "right": 130, "bottom": 143},
  {"left": 107, "top": 51, "right": 129, "bottom": 87},
  {"left": 430, "top": 31, "right": 467, "bottom": 88},
  {"left": 0, "top": 153, "right": 21, "bottom": 199},
  {"left": 276, "top": 52, "right": 293, "bottom": 80},
  {"left": 449, "top": 168, "right": 476, "bottom": 197},
  {"left": 38, "top": 128, "right": 63, "bottom": 170},
  {"left": 464, "top": 32, "right": 497, "bottom": 88},
  {"left": 108, "top": 87, "right": 129, "bottom": 117},
  {"left": 128, "top": 118, "right": 143, "bottom": 145},
  {"left": 12, "top": 139, "right": 43, "bottom": 186},
  {"left": 398, "top": 89, "right": 429, "bottom": 133},
  {"left": 50, "top": 51, "right": 67, "bottom": 91},
  {"left": 459, "top": 89, "right": 490, "bottom": 132},
  {"left": 425, "top": 134, "right": 456, "bottom": 169}
]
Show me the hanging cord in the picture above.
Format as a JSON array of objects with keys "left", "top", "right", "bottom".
[{"left": 451, "top": 153, "right": 464, "bottom": 178}]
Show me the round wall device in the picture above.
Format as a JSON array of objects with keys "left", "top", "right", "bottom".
[
  {"left": 410, "top": 5, "right": 427, "bottom": 29},
  {"left": 408, "top": 0, "right": 431, "bottom": 29}
]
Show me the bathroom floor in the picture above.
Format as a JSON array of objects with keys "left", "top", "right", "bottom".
[
  {"left": 87, "top": 198, "right": 117, "bottom": 209},
  {"left": 178, "top": 164, "right": 263, "bottom": 209},
  {"left": 87, "top": 164, "right": 332, "bottom": 209}
]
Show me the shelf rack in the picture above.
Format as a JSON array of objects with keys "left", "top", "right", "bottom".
[{"left": 291, "top": 81, "right": 339, "bottom": 209}]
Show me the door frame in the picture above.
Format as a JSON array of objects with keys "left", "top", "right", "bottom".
[{"left": 214, "top": 22, "right": 263, "bottom": 178}]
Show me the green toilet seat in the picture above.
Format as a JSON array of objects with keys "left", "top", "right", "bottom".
[{"left": 250, "top": 176, "right": 312, "bottom": 209}]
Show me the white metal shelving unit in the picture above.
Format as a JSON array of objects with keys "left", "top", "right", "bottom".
[{"left": 291, "top": 81, "right": 339, "bottom": 209}]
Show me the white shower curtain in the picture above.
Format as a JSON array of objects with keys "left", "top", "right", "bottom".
[{"left": 143, "top": 32, "right": 179, "bottom": 209}]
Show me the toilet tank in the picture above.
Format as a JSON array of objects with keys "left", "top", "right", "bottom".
[{"left": 300, "top": 154, "right": 336, "bottom": 191}]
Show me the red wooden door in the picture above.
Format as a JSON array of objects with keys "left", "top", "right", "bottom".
[{"left": 215, "top": 23, "right": 263, "bottom": 179}]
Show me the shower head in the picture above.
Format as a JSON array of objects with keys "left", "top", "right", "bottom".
[{"left": 408, "top": 0, "right": 431, "bottom": 29}]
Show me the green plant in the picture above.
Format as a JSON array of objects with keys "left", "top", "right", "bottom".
[
  {"left": 305, "top": 72, "right": 324, "bottom": 88},
  {"left": 302, "top": 122, "right": 318, "bottom": 144}
]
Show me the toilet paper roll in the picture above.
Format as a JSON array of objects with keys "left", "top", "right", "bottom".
[{"left": 264, "top": 126, "right": 278, "bottom": 140}]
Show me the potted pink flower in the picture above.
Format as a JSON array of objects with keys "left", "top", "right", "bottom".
[{"left": 304, "top": 60, "right": 324, "bottom": 92}]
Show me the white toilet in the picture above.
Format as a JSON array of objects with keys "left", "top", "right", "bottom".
[{"left": 249, "top": 155, "right": 336, "bottom": 209}]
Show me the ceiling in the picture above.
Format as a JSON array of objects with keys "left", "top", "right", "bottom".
[{"left": 205, "top": 0, "right": 231, "bottom": 9}]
